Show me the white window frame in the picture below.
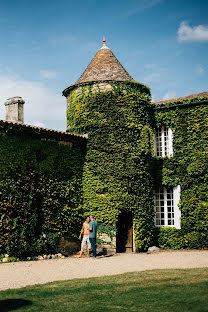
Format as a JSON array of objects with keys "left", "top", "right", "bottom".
[
  {"left": 154, "top": 126, "right": 173, "bottom": 157},
  {"left": 154, "top": 185, "right": 181, "bottom": 229}
]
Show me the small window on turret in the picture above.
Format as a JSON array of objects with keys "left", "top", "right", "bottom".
[{"left": 154, "top": 126, "right": 173, "bottom": 157}]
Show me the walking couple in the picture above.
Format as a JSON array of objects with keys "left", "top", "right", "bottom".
[{"left": 79, "top": 215, "right": 98, "bottom": 258}]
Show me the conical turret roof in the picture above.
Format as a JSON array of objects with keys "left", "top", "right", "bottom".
[
  {"left": 63, "top": 38, "right": 134, "bottom": 96},
  {"left": 76, "top": 38, "right": 134, "bottom": 84}
]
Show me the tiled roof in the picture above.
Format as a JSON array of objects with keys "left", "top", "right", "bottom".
[
  {"left": 153, "top": 91, "right": 208, "bottom": 105},
  {"left": 0, "top": 120, "right": 86, "bottom": 141},
  {"left": 63, "top": 39, "right": 134, "bottom": 95}
]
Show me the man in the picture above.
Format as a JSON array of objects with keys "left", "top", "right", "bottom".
[
  {"left": 79, "top": 216, "right": 91, "bottom": 258},
  {"left": 89, "top": 214, "right": 98, "bottom": 258}
]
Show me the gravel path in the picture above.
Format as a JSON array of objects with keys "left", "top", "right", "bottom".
[{"left": 1, "top": 250, "right": 208, "bottom": 291}]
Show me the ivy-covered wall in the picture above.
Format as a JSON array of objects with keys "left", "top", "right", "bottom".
[
  {"left": 0, "top": 122, "right": 86, "bottom": 257},
  {"left": 1, "top": 86, "right": 207, "bottom": 256},
  {"left": 67, "top": 81, "right": 208, "bottom": 251},
  {"left": 67, "top": 81, "right": 156, "bottom": 251},
  {"left": 153, "top": 97, "right": 208, "bottom": 249}
]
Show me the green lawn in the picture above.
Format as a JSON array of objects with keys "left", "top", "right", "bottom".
[{"left": 0, "top": 268, "right": 208, "bottom": 312}]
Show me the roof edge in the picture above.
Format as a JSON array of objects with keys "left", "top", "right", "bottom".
[
  {"left": 62, "top": 79, "right": 149, "bottom": 97},
  {"left": 0, "top": 120, "right": 86, "bottom": 141},
  {"left": 153, "top": 99, "right": 208, "bottom": 111},
  {"left": 153, "top": 91, "right": 208, "bottom": 105}
]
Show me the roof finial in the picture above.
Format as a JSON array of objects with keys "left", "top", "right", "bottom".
[{"left": 103, "top": 36, "right": 106, "bottom": 46}]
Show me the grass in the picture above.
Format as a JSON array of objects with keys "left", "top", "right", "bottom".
[{"left": 0, "top": 268, "right": 208, "bottom": 312}]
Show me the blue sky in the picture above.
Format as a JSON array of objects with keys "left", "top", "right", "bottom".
[{"left": 0, "top": 0, "right": 207, "bottom": 130}]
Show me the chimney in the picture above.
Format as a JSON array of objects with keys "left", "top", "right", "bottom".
[{"left": 5, "top": 96, "right": 25, "bottom": 124}]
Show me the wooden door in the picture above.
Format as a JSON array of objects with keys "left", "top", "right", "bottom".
[
  {"left": 125, "top": 223, "right": 133, "bottom": 253},
  {"left": 116, "top": 212, "right": 133, "bottom": 253}
]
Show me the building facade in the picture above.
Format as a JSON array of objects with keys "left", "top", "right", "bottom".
[
  {"left": 62, "top": 39, "right": 208, "bottom": 252},
  {"left": 0, "top": 39, "right": 207, "bottom": 255}
]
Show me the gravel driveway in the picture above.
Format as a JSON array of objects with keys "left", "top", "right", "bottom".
[{"left": 1, "top": 250, "right": 208, "bottom": 291}]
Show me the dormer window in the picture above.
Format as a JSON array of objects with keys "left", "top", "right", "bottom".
[{"left": 154, "top": 126, "right": 173, "bottom": 157}]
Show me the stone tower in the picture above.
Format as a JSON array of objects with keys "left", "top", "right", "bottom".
[{"left": 63, "top": 39, "right": 154, "bottom": 253}]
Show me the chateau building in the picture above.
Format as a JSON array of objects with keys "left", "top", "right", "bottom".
[{"left": 0, "top": 38, "right": 207, "bottom": 254}]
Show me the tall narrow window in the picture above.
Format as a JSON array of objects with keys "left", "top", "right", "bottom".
[
  {"left": 167, "top": 188, "right": 174, "bottom": 225},
  {"left": 155, "top": 187, "right": 165, "bottom": 226},
  {"left": 154, "top": 126, "right": 173, "bottom": 157},
  {"left": 154, "top": 185, "right": 181, "bottom": 229}
]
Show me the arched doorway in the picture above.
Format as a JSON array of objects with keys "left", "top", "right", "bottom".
[{"left": 116, "top": 211, "right": 133, "bottom": 253}]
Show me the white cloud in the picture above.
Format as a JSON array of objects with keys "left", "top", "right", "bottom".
[
  {"left": 0, "top": 74, "right": 66, "bottom": 130},
  {"left": 178, "top": 22, "right": 208, "bottom": 42},
  {"left": 40, "top": 70, "right": 57, "bottom": 79},
  {"left": 33, "top": 121, "right": 46, "bottom": 128},
  {"left": 162, "top": 91, "right": 176, "bottom": 100},
  {"left": 196, "top": 64, "right": 205, "bottom": 74}
]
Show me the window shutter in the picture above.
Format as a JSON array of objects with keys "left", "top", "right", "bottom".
[
  {"left": 168, "top": 128, "right": 173, "bottom": 157},
  {"left": 173, "top": 185, "right": 181, "bottom": 229},
  {"left": 153, "top": 133, "right": 157, "bottom": 157}
]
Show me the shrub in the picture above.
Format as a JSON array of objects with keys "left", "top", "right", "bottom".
[
  {"left": 182, "top": 232, "right": 208, "bottom": 249},
  {"left": 158, "top": 227, "right": 183, "bottom": 249},
  {"left": 158, "top": 227, "right": 208, "bottom": 250},
  {"left": 97, "top": 223, "right": 117, "bottom": 246}
]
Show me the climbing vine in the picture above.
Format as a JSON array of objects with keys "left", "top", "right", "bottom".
[
  {"left": 1, "top": 82, "right": 207, "bottom": 256},
  {"left": 0, "top": 126, "right": 86, "bottom": 257},
  {"left": 67, "top": 81, "right": 155, "bottom": 251},
  {"left": 153, "top": 97, "right": 208, "bottom": 249}
]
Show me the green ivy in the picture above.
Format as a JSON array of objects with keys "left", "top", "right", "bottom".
[
  {"left": 154, "top": 98, "right": 208, "bottom": 249},
  {"left": 67, "top": 81, "right": 155, "bottom": 251},
  {"left": 1, "top": 81, "right": 208, "bottom": 254},
  {"left": 0, "top": 129, "right": 86, "bottom": 257}
]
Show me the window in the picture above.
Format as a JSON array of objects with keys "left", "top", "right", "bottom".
[
  {"left": 154, "top": 126, "right": 173, "bottom": 157},
  {"left": 154, "top": 185, "right": 181, "bottom": 229}
]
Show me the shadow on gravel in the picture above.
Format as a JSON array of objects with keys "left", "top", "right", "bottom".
[
  {"left": 0, "top": 299, "right": 32, "bottom": 311},
  {"left": 96, "top": 254, "right": 114, "bottom": 258}
]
